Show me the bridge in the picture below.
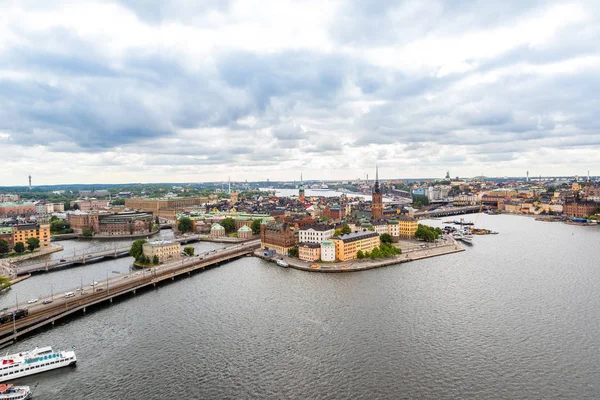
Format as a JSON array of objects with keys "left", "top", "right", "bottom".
[
  {"left": 16, "top": 234, "right": 208, "bottom": 275},
  {"left": 0, "top": 240, "right": 260, "bottom": 347},
  {"left": 414, "top": 205, "right": 488, "bottom": 218}
]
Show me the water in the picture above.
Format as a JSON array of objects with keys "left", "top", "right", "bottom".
[{"left": 4, "top": 215, "right": 600, "bottom": 399}]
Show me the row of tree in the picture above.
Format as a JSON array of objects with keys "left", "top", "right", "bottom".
[
  {"left": 357, "top": 242, "right": 402, "bottom": 259},
  {"left": 415, "top": 224, "right": 443, "bottom": 242},
  {"left": 0, "top": 238, "right": 40, "bottom": 256},
  {"left": 177, "top": 217, "right": 262, "bottom": 235}
]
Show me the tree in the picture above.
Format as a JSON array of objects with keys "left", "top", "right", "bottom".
[
  {"left": 129, "top": 223, "right": 134, "bottom": 235},
  {"left": 26, "top": 237, "right": 40, "bottom": 252},
  {"left": 50, "top": 215, "right": 59, "bottom": 222},
  {"left": 183, "top": 246, "right": 195, "bottom": 256},
  {"left": 130, "top": 239, "right": 146, "bottom": 260},
  {"left": 288, "top": 247, "right": 299, "bottom": 257},
  {"left": 177, "top": 217, "right": 193, "bottom": 233},
  {"left": 72, "top": 203, "right": 80, "bottom": 210},
  {"left": 111, "top": 198, "right": 126, "bottom": 206},
  {"left": 13, "top": 242, "right": 25, "bottom": 254},
  {"left": 0, "top": 239, "right": 9, "bottom": 256},
  {"left": 221, "top": 217, "right": 236, "bottom": 234},
  {"left": 50, "top": 219, "right": 67, "bottom": 233},
  {"left": 415, "top": 224, "right": 440, "bottom": 242},
  {"left": 368, "top": 226, "right": 375, "bottom": 231},
  {"left": 357, "top": 250, "right": 364, "bottom": 259},
  {"left": 341, "top": 224, "right": 351, "bottom": 234},
  {"left": 82, "top": 227, "right": 93, "bottom": 237},
  {"left": 152, "top": 255, "right": 159, "bottom": 265},
  {"left": 380, "top": 233, "right": 393, "bottom": 244},
  {"left": 0, "top": 275, "right": 11, "bottom": 291},
  {"left": 334, "top": 229, "right": 342, "bottom": 236},
  {"left": 251, "top": 219, "right": 262, "bottom": 235}
]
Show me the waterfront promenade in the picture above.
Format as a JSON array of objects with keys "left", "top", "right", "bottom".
[
  {"left": 256, "top": 237, "right": 465, "bottom": 273},
  {"left": 0, "top": 240, "right": 260, "bottom": 346}
]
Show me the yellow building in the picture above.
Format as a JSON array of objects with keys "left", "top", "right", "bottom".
[
  {"left": 298, "top": 243, "right": 321, "bottom": 262},
  {"left": 395, "top": 216, "right": 418, "bottom": 238},
  {"left": 331, "top": 231, "right": 379, "bottom": 261},
  {"left": 142, "top": 240, "right": 181, "bottom": 263},
  {"left": 12, "top": 223, "right": 51, "bottom": 248}
]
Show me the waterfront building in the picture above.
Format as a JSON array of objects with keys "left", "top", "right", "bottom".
[
  {"left": 142, "top": 240, "right": 180, "bottom": 263},
  {"left": 68, "top": 212, "right": 153, "bottom": 235},
  {"left": 98, "top": 212, "right": 153, "bottom": 236},
  {"left": 320, "top": 240, "right": 336, "bottom": 262},
  {"left": 563, "top": 202, "right": 598, "bottom": 218},
  {"left": 0, "top": 202, "right": 36, "bottom": 217},
  {"left": 237, "top": 225, "right": 253, "bottom": 239},
  {"left": 298, "top": 224, "right": 334, "bottom": 244},
  {"left": 298, "top": 242, "right": 321, "bottom": 262},
  {"left": 68, "top": 212, "right": 100, "bottom": 234},
  {"left": 12, "top": 223, "right": 51, "bottom": 248},
  {"left": 372, "top": 166, "right": 383, "bottom": 219},
  {"left": 331, "top": 231, "right": 379, "bottom": 261},
  {"left": 210, "top": 223, "right": 226, "bottom": 237},
  {"left": 260, "top": 222, "right": 297, "bottom": 256},
  {"left": 0, "top": 227, "right": 14, "bottom": 248}
]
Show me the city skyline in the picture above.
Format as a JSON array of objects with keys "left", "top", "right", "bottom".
[{"left": 1, "top": 1, "right": 600, "bottom": 185}]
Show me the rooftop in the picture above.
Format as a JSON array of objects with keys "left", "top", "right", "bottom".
[{"left": 331, "top": 231, "right": 379, "bottom": 243}]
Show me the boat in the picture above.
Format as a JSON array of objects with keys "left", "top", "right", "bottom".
[
  {"left": 452, "top": 229, "right": 473, "bottom": 244},
  {"left": 0, "top": 346, "right": 77, "bottom": 382},
  {"left": 0, "top": 384, "right": 32, "bottom": 399},
  {"left": 311, "top": 183, "right": 329, "bottom": 191},
  {"left": 276, "top": 260, "right": 289, "bottom": 268}
]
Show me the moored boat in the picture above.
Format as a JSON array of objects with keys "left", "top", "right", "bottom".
[
  {"left": 276, "top": 260, "right": 289, "bottom": 268},
  {"left": 0, "top": 347, "right": 76, "bottom": 383},
  {"left": 0, "top": 384, "right": 32, "bottom": 400}
]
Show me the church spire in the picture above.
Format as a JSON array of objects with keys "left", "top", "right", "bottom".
[{"left": 373, "top": 165, "right": 381, "bottom": 194}]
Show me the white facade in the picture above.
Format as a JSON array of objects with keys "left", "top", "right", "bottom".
[
  {"left": 320, "top": 241, "right": 336, "bottom": 262},
  {"left": 373, "top": 224, "right": 388, "bottom": 235},
  {"left": 299, "top": 226, "right": 334, "bottom": 244},
  {"left": 387, "top": 223, "right": 399, "bottom": 237}
]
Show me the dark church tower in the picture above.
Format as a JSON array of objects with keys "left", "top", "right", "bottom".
[
  {"left": 371, "top": 166, "right": 383, "bottom": 219},
  {"left": 299, "top": 173, "right": 305, "bottom": 201}
]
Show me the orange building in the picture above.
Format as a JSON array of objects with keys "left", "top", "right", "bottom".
[{"left": 12, "top": 223, "right": 51, "bottom": 248}]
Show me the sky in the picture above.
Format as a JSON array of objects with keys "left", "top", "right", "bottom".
[{"left": 1, "top": 0, "right": 599, "bottom": 186}]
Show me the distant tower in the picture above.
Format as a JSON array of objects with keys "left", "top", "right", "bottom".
[
  {"left": 28, "top": 175, "right": 31, "bottom": 190},
  {"left": 587, "top": 170, "right": 590, "bottom": 182},
  {"left": 298, "top": 173, "right": 305, "bottom": 201},
  {"left": 371, "top": 165, "right": 383, "bottom": 219},
  {"left": 526, "top": 171, "right": 529, "bottom": 182},
  {"left": 228, "top": 177, "right": 231, "bottom": 195},
  {"left": 445, "top": 171, "right": 450, "bottom": 180}
]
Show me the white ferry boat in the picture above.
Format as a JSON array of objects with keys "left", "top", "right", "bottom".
[
  {"left": 0, "top": 347, "right": 76, "bottom": 383},
  {"left": 0, "top": 384, "right": 32, "bottom": 400},
  {"left": 276, "top": 260, "right": 289, "bottom": 268}
]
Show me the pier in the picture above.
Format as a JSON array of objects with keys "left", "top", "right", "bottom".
[
  {"left": 0, "top": 240, "right": 260, "bottom": 347},
  {"left": 414, "top": 205, "right": 488, "bottom": 218}
]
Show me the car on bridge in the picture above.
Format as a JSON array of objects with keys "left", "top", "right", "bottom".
[
  {"left": 43, "top": 299, "right": 53, "bottom": 304},
  {"left": 27, "top": 298, "right": 39, "bottom": 304}
]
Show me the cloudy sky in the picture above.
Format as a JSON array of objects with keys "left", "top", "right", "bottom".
[{"left": 1, "top": 0, "right": 599, "bottom": 185}]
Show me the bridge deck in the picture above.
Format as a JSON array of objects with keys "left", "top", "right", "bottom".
[{"left": 0, "top": 241, "right": 260, "bottom": 347}]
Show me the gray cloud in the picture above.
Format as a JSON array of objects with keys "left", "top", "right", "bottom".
[{"left": 0, "top": 0, "right": 599, "bottom": 184}]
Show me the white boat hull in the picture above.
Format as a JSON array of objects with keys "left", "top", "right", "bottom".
[{"left": 0, "top": 351, "right": 76, "bottom": 383}]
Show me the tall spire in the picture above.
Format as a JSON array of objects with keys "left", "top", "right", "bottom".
[{"left": 373, "top": 165, "right": 381, "bottom": 194}]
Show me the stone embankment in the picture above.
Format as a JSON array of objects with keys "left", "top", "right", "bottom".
[{"left": 255, "top": 239, "right": 465, "bottom": 273}]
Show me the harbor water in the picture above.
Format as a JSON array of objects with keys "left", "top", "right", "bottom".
[{"left": 2, "top": 214, "right": 599, "bottom": 399}]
